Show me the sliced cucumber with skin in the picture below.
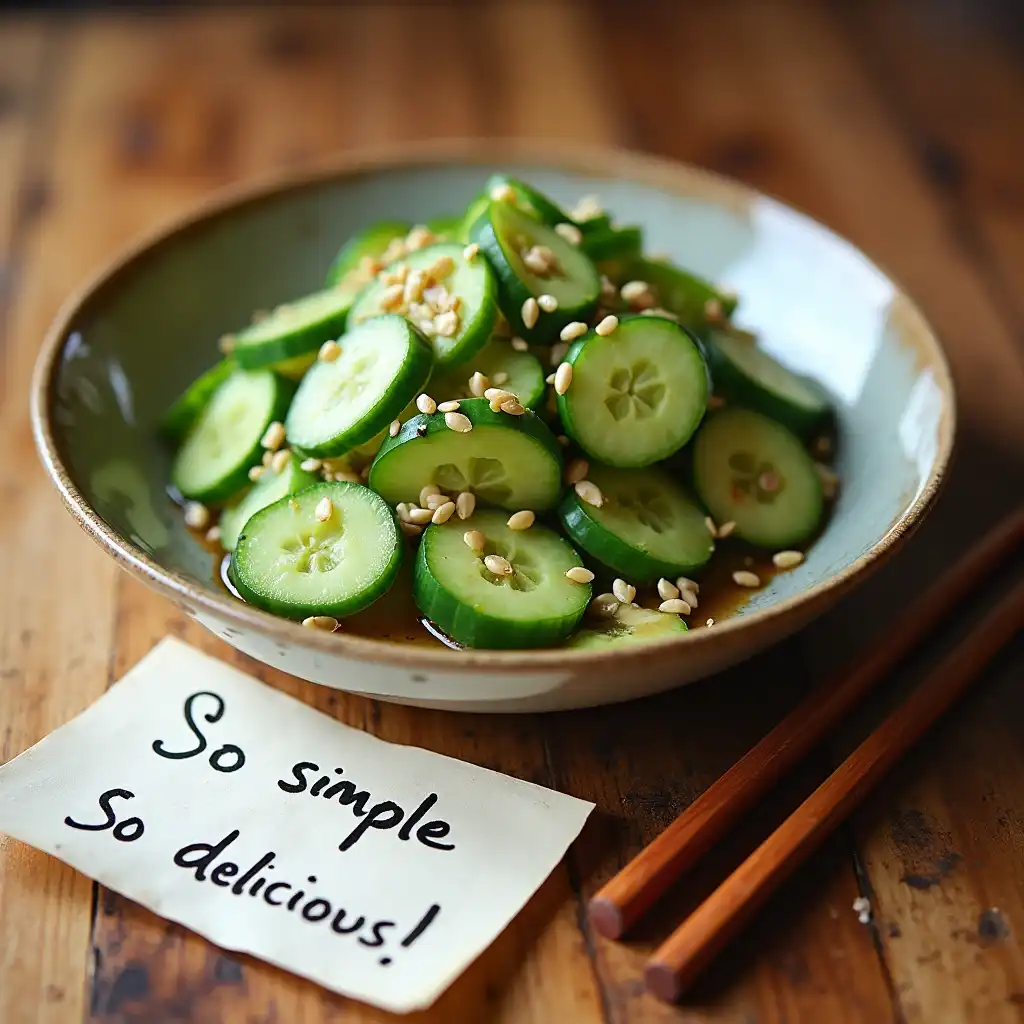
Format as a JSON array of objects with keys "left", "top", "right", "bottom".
[
  {"left": 325, "top": 220, "right": 409, "bottom": 288},
  {"left": 604, "top": 257, "right": 738, "bottom": 329},
  {"left": 160, "top": 359, "right": 235, "bottom": 442},
  {"left": 484, "top": 174, "right": 571, "bottom": 227},
  {"left": 285, "top": 315, "right": 433, "bottom": 460},
  {"left": 706, "top": 329, "right": 831, "bottom": 436},
  {"left": 232, "top": 289, "right": 351, "bottom": 370},
  {"left": 369, "top": 397, "right": 563, "bottom": 512},
  {"left": 567, "top": 603, "right": 687, "bottom": 650},
  {"left": 558, "top": 315, "right": 709, "bottom": 467},
  {"left": 559, "top": 463, "right": 714, "bottom": 582},
  {"left": 348, "top": 242, "right": 497, "bottom": 366},
  {"left": 219, "top": 454, "right": 321, "bottom": 552},
  {"left": 471, "top": 199, "right": 600, "bottom": 341},
  {"left": 459, "top": 194, "right": 490, "bottom": 241},
  {"left": 580, "top": 224, "right": 643, "bottom": 264},
  {"left": 426, "top": 338, "right": 546, "bottom": 409},
  {"left": 231, "top": 481, "right": 402, "bottom": 620},
  {"left": 413, "top": 509, "right": 589, "bottom": 649},
  {"left": 693, "top": 408, "right": 823, "bottom": 549},
  {"left": 427, "top": 213, "right": 465, "bottom": 240},
  {"left": 171, "top": 370, "right": 292, "bottom": 504}
]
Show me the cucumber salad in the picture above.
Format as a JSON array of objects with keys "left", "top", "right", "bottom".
[{"left": 163, "top": 175, "right": 839, "bottom": 651}]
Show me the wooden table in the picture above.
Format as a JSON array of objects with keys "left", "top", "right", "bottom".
[{"left": 2, "top": 3, "right": 1023, "bottom": 1021}]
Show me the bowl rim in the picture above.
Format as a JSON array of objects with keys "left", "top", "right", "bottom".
[{"left": 31, "top": 137, "right": 956, "bottom": 672}]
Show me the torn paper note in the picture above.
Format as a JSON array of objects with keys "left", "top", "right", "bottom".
[{"left": 0, "top": 638, "right": 593, "bottom": 1013}]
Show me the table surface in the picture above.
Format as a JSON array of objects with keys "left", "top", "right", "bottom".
[{"left": 1, "top": 3, "right": 1023, "bottom": 1022}]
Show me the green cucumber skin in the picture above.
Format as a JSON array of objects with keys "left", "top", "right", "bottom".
[
  {"left": 427, "top": 214, "right": 464, "bottom": 240},
  {"left": 580, "top": 225, "right": 643, "bottom": 263},
  {"left": 285, "top": 316, "right": 435, "bottom": 460},
  {"left": 325, "top": 220, "right": 409, "bottom": 287},
  {"left": 171, "top": 372, "right": 295, "bottom": 505},
  {"left": 484, "top": 174, "right": 570, "bottom": 227},
  {"left": 232, "top": 299, "right": 350, "bottom": 371},
  {"left": 231, "top": 482, "right": 402, "bottom": 619},
  {"left": 705, "top": 335, "right": 830, "bottom": 437},
  {"left": 160, "top": 358, "right": 235, "bottom": 442},
  {"left": 558, "top": 489, "right": 713, "bottom": 582}
]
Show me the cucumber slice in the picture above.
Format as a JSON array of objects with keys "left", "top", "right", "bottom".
[
  {"left": 219, "top": 454, "right": 321, "bottom": 552},
  {"left": 471, "top": 199, "right": 600, "bottom": 341},
  {"left": 706, "top": 329, "right": 831, "bottom": 436},
  {"left": 272, "top": 353, "right": 317, "bottom": 380},
  {"left": 459, "top": 194, "right": 491, "bottom": 241},
  {"left": 171, "top": 369, "right": 293, "bottom": 504},
  {"left": 693, "top": 408, "right": 823, "bottom": 549},
  {"left": 348, "top": 242, "right": 497, "bottom": 366},
  {"left": 285, "top": 314, "right": 433, "bottom": 459},
  {"left": 427, "top": 214, "right": 464, "bottom": 240},
  {"left": 160, "top": 359, "right": 234, "bottom": 442},
  {"left": 325, "top": 220, "right": 409, "bottom": 287},
  {"left": 413, "top": 508, "right": 589, "bottom": 649},
  {"left": 580, "top": 224, "right": 643, "bottom": 263},
  {"left": 426, "top": 338, "right": 546, "bottom": 410},
  {"left": 604, "top": 257, "right": 738, "bottom": 329},
  {"left": 484, "top": 174, "right": 571, "bottom": 226},
  {"left": 232, "top": 289, "right": 351, "bottom": 370},
  {"left": 231, "top": 481, "right": 402, "bottom": 619},
  {"left": 559, "top": 463, "right": 714, "bottom": 582},
  {"left": 567, "top": 603, "right": 687, "bottom": 650},
  {"left": 369, "top": 397, "right": 563, "bottom": 512},
  {"left": 557, "top": 315, "right": 709, "bottom": 467}
]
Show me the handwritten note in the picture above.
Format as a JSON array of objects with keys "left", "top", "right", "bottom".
[{"left": 0, "top": 638, "right": 593, "bottom": 1013}]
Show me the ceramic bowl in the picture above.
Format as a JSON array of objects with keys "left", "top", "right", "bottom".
[{"left": 32, "top": 141, "right": 954, "bottom": 712}]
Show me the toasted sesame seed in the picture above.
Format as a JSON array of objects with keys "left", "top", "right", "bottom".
[
  {"left": 621, "top": 280, "right": 651, "bottom": 302},
  {"left": 546, "top": 372, "right": 556, "bottom": 385},
  {"left": 399, "top": 520, "right": 424, "bottom": 538},
  {"left": 490, "top": 183, "right": 517, "bottom": 203},
  {"left": 557, "top": 434, "right": 570, "bottom": 446},
  {"left": 708, "top": 395, "right": 726, "bottom": 410},
  {"left": 396, "top": 502, "right": 412, "bottom": 522},
  {"left": 407, "top": 507, "right": 433, "bottom": 525},
  {"left": 589, "top": 593, "right": 620, "bottom": 618},
  {"left": 434, "top": 310, "right": 460, "bottom": 337},
  {"left": 657, "top": 578, "right": 680, "bottom": 601},
  {"left": 445, "top": 411, "right": 473, "bottom": 432},
  {"left": 511, "top": 336, "right": 529, "bottom": 352},
  {"left": 426, "top": 254, "right": 455, "bottom": 280},
  {"left": 718, "top": 520, "right": 737, "bottom": 539},
  {"left": 492, "top": 371, "right": 509, "bottom": 385},
  {"left": 758, "top": 471, "right": 779, "bottom": 493},
  {"left": 300, "top": 457, "right": 322, "bottom": 472},
  {"left": 456, "top": 491, "right": 476, "bottom": 520},
  {"left": 388, "top": 419, "right": 401, "bottom": 437},
  {"left": 260, "top": 421, "right": 286, "bottom": 450},
  {"left": 183, "top": 501, "right": 210, "bottom": 530},
  {"left": 262, "top": 449, "right": 274, "bottom": 467},
  {"left": 469, "top": 371, "right": 488, "bottom": 397},
  {"left": 418, "top": 318, "right": 437, "bottom": 337},
  {"left": 484, "top": 387, "right": 515, "bottom": 403},
  {"left": 380, "top": 283, "right": 406, "bottom": 311},
  {"left": 600, "top": 275, "right": 618, "bottom": 303},
  {"left": 538, "top": 293, "right": 559, "bottom": 312},
  {"left": 549, "top": 341, "right": 569, "bottom": 367},
  {"left": 642, "top": 306, "right": 679, "bottom": 321},
  {"left": 732, "top": 570, "right": 761, "bottom": 588},
  {"left": 425, "top": 493, "right": 450, "bottom": 510},
  {"left": 218, "top": 333, "right": 236, "bottom": 354},
  {"left": 248, "top": 465, "right": 265, "bottom": 482},
  {"left": 677, "top": 576, "right": 700, "bottom": 595},
  {"left": 318, "top": 340, "right": 341, "bottom": 362},
  {"left": 575, "top": 480, "right": 604, "bottom": 507},
  {"left": 704, "top": 516, "right": 717, "bottom": 537},
  {"left": 555, "top": 222, "right": 583, "bottom": 245},
  {"left": 523, "top": 245, "right": 557, "bottom": 276},
  {"left": 432, "top": 500, "right": 456, "bottom": 524},
  {"left": 205, "top": 525, "right": 222, "bottom": 544},
  {"left": 419, "top": 484, "right": 441, "bottom": 506},
  {"left": 853, "top": 896, "right": 872, "bottom": 924},
  {"left": 566, "top": 566, "right": 595, "bottom": 584},
  {"left": 595, "top": 314, "right": 619, "bottom": 336},
  {"left": 484, "top": 553, "right": 513, "bottom": 576},
  {"left": 437, "top": 399, "right": 461, "bottom": 413},
  {"left": 271, "top": 449, "right": 291, "bottom": 474},
  {"left": 554, "top": 361, "right": 574, "bottom": 395},
  {"left": 499, "top": 399, "right": 525, "bottom": 416},
  {"left": 459, "top": 530, "right": 484, "bottom": 556},
  {"left": 315, "top": 496, "right": 334, "bottom": 522},
  {"left": 679, "top": 586, "right": 699, "bottom": 609},
  {"left": 565, "top": 458, "right": 589, "bottom": 485},
  {"left": 507, "top": 510, "right": 535, "bottom": 531},
  {"left": 302, "top": 615, "right": 338, "bottom": 631},
  {"left": 612, "top": 578, "right": 636, "bottom": 604},
  {"left": 560, "top": 321, "right": 588, "bottom": 343},
  {"left": 521, "top": 297, "right": 539, "bottom": 330},
  {"left": 704, "top": 298, "right": 724, "bottom": 323},
  {"left": 571, "top": 195, "right": 603, "bottom": 222},
  {"left": 659, "top": 599, "right": 692, "bottom": 616},
  {"left": 416, "top": 393, "right": 436, "bottom": 415},
  {"left": 706, "top": 617, "right": 715, "bottom": 627},
  {"left": 773, "top": 550, "right": 805, "bottom": 570},
  {"left": 405, "top": 225, "right": 435, "bottom": 251},
  {"left": 463, "top": 242, "right": 480, "bottom": 261}
]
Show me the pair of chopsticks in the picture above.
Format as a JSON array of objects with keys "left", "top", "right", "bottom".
[{"left": 589, "top": 509, "right": 1024, "bottom": 1003}]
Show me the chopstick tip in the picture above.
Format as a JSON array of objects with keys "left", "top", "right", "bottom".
[
  {"left": 644, "top": 961, "right": 682, "bottom": 1004},
  {"left": 587, "top": 896, "right": 625, "bottom": 939}
]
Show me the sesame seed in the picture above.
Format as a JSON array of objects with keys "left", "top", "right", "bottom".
[
  {"left": 554, "top": 361, "right": 574, "bottom": 395},
  {"left": 554, "top": 222, "right": 583, "bottom": 245},
  {"left": 463, "top": 242, "right": 480, "bottom": 261},
  {"left": 492, "top": 371, "right": 509, "bottom": 385},
  {"left": 380, "top": 283, "right": 406, "bottom": 311},
  {"left": 437, "top": 399, "right": 461, "bottom": 413},
  {"left": 704, "top": 516, "right": 717, "bottom": 537},
  {"left": 318, "top": 340, "right": 341, "bottom": 362},
  {"left": 432, "top": 500, "right": 456, "bottom": 524},
  {"left": 560, "top": 321, "right": 588, "bottom": 343},
  {"left": 445, "top": 411, "right": 473, "bottom": 433},
  {"left": 708, "top": 395, "right": 726, "bottom": 410},
  {"left": 612, "top": 578, "right": 636, "bottom": 604},
  {"left": 557, "top": 434, "right": 570, "bottom": 446},
  {"left": 575, "top": 480, "right": 604, "bottom": 507},
  {"left": 621, "top": 280, "right": 651, "bottom": 303},
  {"left": 418, "top": 318, "right": 437, "bottom": 337},
  {"left": 523, "top": 244, "right": 558, "bottom": 276},
  {"left": 773, "top": 550, "right": 805, "bottom": 570},
  {"left": 420, "top": 484, "right": 441, "bottom": 506},
  {"left": 484, "top": 553, "right": 513, "bottom": 576},
  {"left": 717, "top": 520, "right": 737, "bottom": 539},
  {"left": 434, "top": 310, "right": 460, "bottom": 337},
  {"left": 302, "top": 615, "right": 339, "bottom": 631},
  {"left": 396, "top": 502, "right": 412, "bottom": 522},
  {"left": 205, "top": 525, "right": 222, "bottom": 544},
  {"left": 538, "top": 293, "right": 559, "bottom": 312},
  {"left": 490, "top": 183, "right": 517, "bottom": 203},
  {"left": 315, "top": 496, "right": 334, "bottom": 522},
  {"left": 657, "top": 578, "right": 680, "bottom": 601},
  {"left": 248, "top": 465, "right": 265, "bottom": 482},
  {"left": 642, "top": 306, "right": 679, "bottom": 321},
  {"left": 565, "top": 458, "right": 589, "bottom": 484},
  {"left": 589, "top": 593, "right": 620, "bottom": 618},
  {"left": 426, "top": 254, "right": 455, "bottom": 280},
  {"left": 389, "top": 419, "right": 401, "bottom": 437},
  {"left": 271, "top": 449, "right": 291, "bottom": 475},
  {"left": 511, "top": 336, "right": 529, "bottom": 352},
  {"left": 464, "top": 529, "right": 486, "bottom": 553},
  {"left": 521, "top": 297, "right": 540, "bottom": 330},
  {"left": 549, "top": 341, "right": 569, "bottom": 367},
  {"left": 484, "top": 387, "right": 515, "bottom": 404},
  {"left": 469, "top": 371, "right": 488, "bottom": 397},
  {"left": 456, "top": 491, "right": 476, "bottom": 520},
  {"left": 677, "top": 576, "right": 700, "bottom": 595},
  {"left": 416, "top": 394, "right": 436, "bottom": 415},
  {"left": 659, "top": 599, "right": 692, "bottom": 616},
  {"left": 507, "top": 510, "right": 535, "bottom": 531},
  {"left": 546, "top": 373, "right": 556, "bottom": 385},
  {"left": 261, "top": 420, "right": 286, "bottom": 451},
  {"left": 405, "top": 225, "right": 435, "bottom": 251},
  {"left": 706, "top": 617, "right": 715, "bottom": 627},
  {"left": 566, "top": 566, "right": 595, "bottom": 584},
  {"left": 407, "top": 507, "right": 433, "bottom": 525},
  {"left": 499, "top": 399, "right": 525, "bottom": 416},
  {"left": 600, "top": 275, "right": 618, "bottom": 303},
  {"left": 595, "top": 314, "right": 619, "bottom": 336},
  {"left": 571, "top": 195, "right": 603, "bottom": 222},
  {"left": 732, "top": 570, "right": 761, "bottom": 588},
  {"left": 183, "top": 501, "right": 210, "bottom": 530},
  {"left": 218, "top": 334, "right": 236, "bottom": 354},
  {"left": 399, "top": 520, "right": 424, "bottom": 538},
  {"left": 679, "top": 586, "right": 699, "bottom": 609},
  {"left": 262, "top": 449, "right": 274, "bottom": 467},
  {"left": 425, "top": 493, "right": 450, "bottom": 511},
  {"left": 300, "top": 458, "right": 322, "bottom": 473}
]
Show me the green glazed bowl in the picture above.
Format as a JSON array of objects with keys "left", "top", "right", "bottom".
[{"left": 32, "top": 141, "right": 954, "bottom": 712}]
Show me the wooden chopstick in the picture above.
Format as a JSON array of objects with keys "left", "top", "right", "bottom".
[
  {"left": 588, "top": 509, "right": 1024, "bottom": 940},
  {"left": 645, "top": 574, "right": 1024, "bottom": 1002}
]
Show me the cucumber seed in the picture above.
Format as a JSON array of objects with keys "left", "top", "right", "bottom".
[
  {"left": 612, "top": 578, "right": 636, "bottom": 604},
  {"left": 315, "top": 496, "right": 334, "bottom": 523},
  {"left": 484, "top": 554, "right": 513, "bottom": 576},
  {"left": 302, "top": 615, "right": 338, "bottom": 631},
  {"left": 595, "top": 314, "right": 619, "bottom": 337},
  {"left": 773, "top": 550, "right": 805, "bottom": 570},
  {"left": 416, "top": 393, "right": 436, "bottom": 415},
  {"left": 732, "top": 570, "right": 761, "bottom": 588},
  {"left": 659, "top": 599, "right": 691, "bottom": 616},
  {"left": 507, "top": 510, "right": 535, "bottom": 531},
  {"left": 445, "top": 411, "right": 473, "bottom": 432},
  {"left": 432, "top": 501, "right": 456, "bottom": 524},
  {"left": 554, "top": 361, "right": 573, "bottom": 395},
  {"left": 565, "top": 566, "right": 595, "bottom": 584},
  {"left": 456, "top": 491, "right": 476, "bottom": 519}
]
